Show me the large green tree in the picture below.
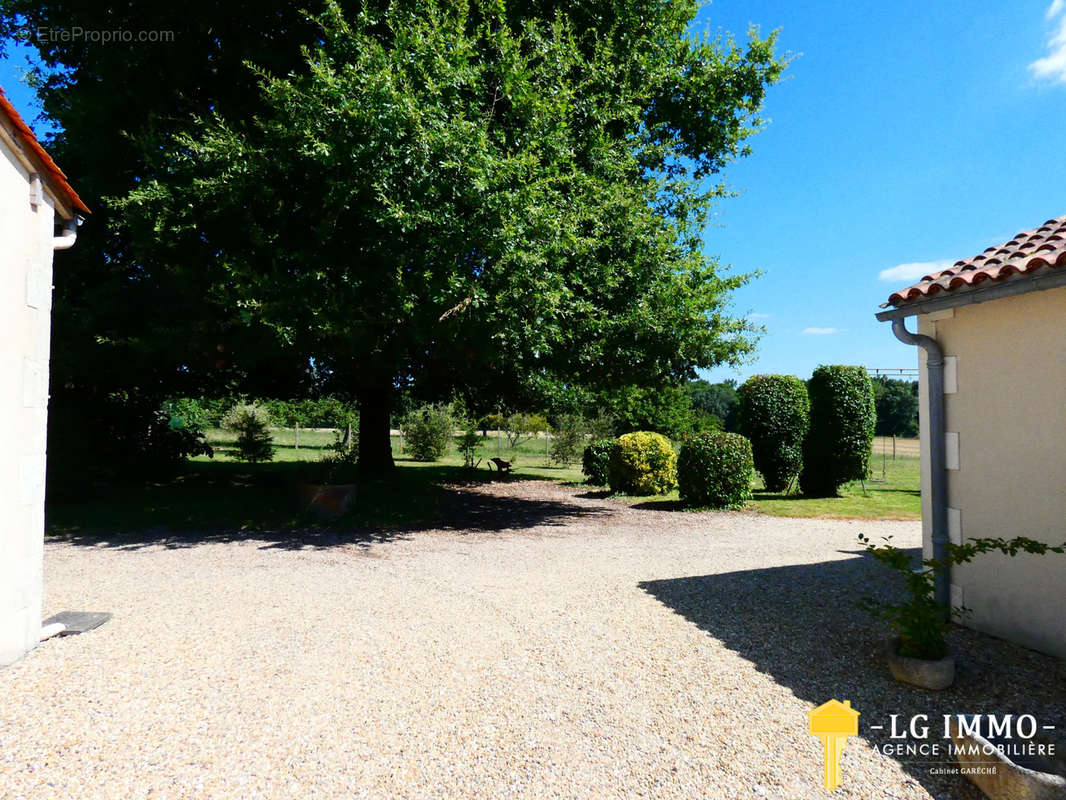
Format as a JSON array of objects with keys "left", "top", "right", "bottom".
[
  {"left": 116, "top": 0, "right": 782, "bottom": 470},
  {"left": 872, "top": 377, "right": 919, "bottom": 437},
  {"left": 2, "top": 0, "right": 330, "bottom": 477}
]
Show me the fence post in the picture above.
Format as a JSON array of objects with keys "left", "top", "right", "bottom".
[
  {"left": 294, "top": 422, "right": 300, "bottom": 450},
  {"left": 892, "top": 435, "right": 896, "bottom": 461}
]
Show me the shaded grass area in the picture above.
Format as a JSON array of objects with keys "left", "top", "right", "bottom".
[{"left": 47, "top": 431, "right": 584, "bottom": 536}]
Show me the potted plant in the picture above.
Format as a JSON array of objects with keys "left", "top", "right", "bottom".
[
  {"left": 858, "top": 533, "right": 1065, "bottom": 690},
  {"left": 297, "top": 436, "right": 359, "bottom": 520}
]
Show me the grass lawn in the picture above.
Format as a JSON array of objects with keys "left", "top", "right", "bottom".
[
  {"left": 46, "top": 429, "right": 920, "bottom": 536},
  {"left": 618, "top": 454, "right": 920, "bottom": 520}
]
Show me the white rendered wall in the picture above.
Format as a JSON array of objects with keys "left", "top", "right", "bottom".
[
  {"left": 918, "top": 290, "right": 1066, "bottom": 658},
  {"left": 0, "top": 141, "right": 56, "bottom": 665}
]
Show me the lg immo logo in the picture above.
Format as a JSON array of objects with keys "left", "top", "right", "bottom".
[{"left": 808, "top": 700, "right": 1058, "bottom": 790}]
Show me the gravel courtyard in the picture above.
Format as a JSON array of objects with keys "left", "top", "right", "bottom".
[{"left": 3, "top": 481, "right": 1062, "bottom": 799}]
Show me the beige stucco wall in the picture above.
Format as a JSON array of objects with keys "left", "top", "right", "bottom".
[
  {"left": 916, "top": 287, "right": 1066, "bottom": 658},
  {"left": 0, "top": 139, "right": 57, "bottom": 665}
]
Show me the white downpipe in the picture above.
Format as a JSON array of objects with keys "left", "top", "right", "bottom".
[{"left": 53, "top": 217, "right": 81, "bottom": 251}]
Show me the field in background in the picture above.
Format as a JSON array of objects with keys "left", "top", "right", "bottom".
[{"left": 872, "top": 435, "right": 920, "bottom": 460}]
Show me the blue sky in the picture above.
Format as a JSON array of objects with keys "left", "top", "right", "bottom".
[{"left": 4, "top": 2, "right": 1066, "bottom": 384}]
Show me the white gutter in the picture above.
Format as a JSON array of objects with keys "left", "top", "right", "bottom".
[{"left": 53, "top": 216, "right": 82, "bottom": 251}]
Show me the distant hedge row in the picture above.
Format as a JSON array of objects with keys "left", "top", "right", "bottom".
[{"left": 164, "top": 396, "right": 359, "bottom": 430}]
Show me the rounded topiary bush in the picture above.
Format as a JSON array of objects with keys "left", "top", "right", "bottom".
[
  {"left": 737, "top": 375, "right": 809, "bottom": 492},
  {"left": 800, "top": 365, "right": 876, "bottom": 497},
  {"left": 607, "top": 432, "right": 677, "bottom": 495},
  {"left": 677, "top": 432, "right": 755, "bottom": 509},
  {"left": 582, "top": 439, "right": 615, "bottom": 486}
]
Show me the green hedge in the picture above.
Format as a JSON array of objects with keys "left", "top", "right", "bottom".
[
  {"left": 737, "top": 375, "right": 809, "bottom": 492},
  {"left": 677, "top": 432, "right": 754, "bottom": 509},
  {"left": 799, "top": 366, "right": 876, "bottom": 497},
  {"left": 582, "top": 439, "right": 615, "bottom": 486},
  {"left": 166, "top": 396, "right": 359, "bottom": 429},
  {"left": 607, "top": 432, "right": 677, "bottom": 495}
]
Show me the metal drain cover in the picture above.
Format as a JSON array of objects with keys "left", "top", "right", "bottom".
[{"left": 42, "top": 611, "right": 112, "bottom": 635}]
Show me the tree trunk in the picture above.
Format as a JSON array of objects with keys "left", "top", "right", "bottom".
[{"left": 358, "top": 381, "right": 395, "bottom": 472}]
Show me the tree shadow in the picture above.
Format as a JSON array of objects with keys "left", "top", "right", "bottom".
[
  {"left": 638, "top": 552, "right": 1066, "bottom": 798},
  {"left": 47, "top": 461, "right": 611, "bottom": 551}
]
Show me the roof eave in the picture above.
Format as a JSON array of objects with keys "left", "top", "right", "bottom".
[{"left": 875, "top": 268, "right": 1066, "bottom": 321}]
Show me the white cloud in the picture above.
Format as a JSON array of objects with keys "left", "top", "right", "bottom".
[
  {"left": 1030, "top": 1, "right": 1066, "bottom": 84},
  {"left": 802, "top": 327, "right": 840, "bottom": 335},
  {"left": 748, "top": 312, "right": 772, "bottom": 320},
  {"left": 878, "top": 259, "right": 954, "bottom": 283}
]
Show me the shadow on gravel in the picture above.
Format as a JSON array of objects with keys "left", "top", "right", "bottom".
[
  {"left": 639, "top": 552, "right": 1066, "bottom": 799},
  {"left": 47, "top": 478, "right": 611, "bottom": 552}
]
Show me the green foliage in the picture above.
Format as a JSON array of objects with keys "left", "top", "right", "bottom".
[
  {"left": 677, "top": 432, "right": 754, "bottom": 509},
  {"left": 859, "top": 533, "right": 1066, "bottom": 660},
  {"left": 478, "top": 413, "right": 507, "bottom": 435},
  {"left": 584, "top": 414, "right": 616, "bottom": 442},
  {"left": 549, "top": 415, "right": 585, "bottom": 467},
  {"left": 504, "top": 413, "right": 550, "bottom": 452},
  {"left": 312, "top": 433, "right": 360, "bottom": 484},
  {"left": 799, "top": 366, "right": 876, "bottom": 497},
  {"left": 113, "top": 0, "right": 783, "bottom": 470},
  {"left": 606, "top": 384, "right": 696, "bottom": 440},
  {"left": 608, "top": 432, "right": 677, "bottom": 495},
  {"left": 402, "top": 404, "right": 456, "bottom": 462},
  {"left": 687, "top": 379, "right": 739, "bottom": 431},
  {"left": 872, "top": 378, "right": 919, "bottom": 438},
  {"left": 456, "top": 426, "right": 484, "bottom": 470},
  {"left": 582, "top": 440, "right": 615, "bottom": 486},
  {"left": 221, "top": 403, "right": 275, "bottom": 463},
  {"left": 737, "top": 375, "right": 809, "bottom": 492}
]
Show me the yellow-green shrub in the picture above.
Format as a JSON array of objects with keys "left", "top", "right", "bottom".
[{"left": 607, "top": 431, "right": 677, "bottom": 495}]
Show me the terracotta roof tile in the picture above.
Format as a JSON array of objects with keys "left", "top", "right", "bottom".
[
  {"left": 887, "top": 215, "right": 1066, "bottom": 307},
  {"left": 0, "top": 86, "right": 89, "bottom": 216}
]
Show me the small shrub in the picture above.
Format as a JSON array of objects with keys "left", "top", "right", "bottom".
[
  {"left": 221, "top": 403, "right": 274, "bottom": 463},
  {"left": 859, "top": 532, "right": 1066, "bottom": 660},
  {"left": 162, "top": 397, "right": 210, "bottom": 432},
  {"left": 737, "top": 375, "right": 809, "bottom": 492},
  {"left": 800, "top": 366, "right": 876, "bottom": 497},
  {"left": 678, "top": 432, "right": 754, "bottom": 509},
  {"left": 607, "top": 431, "right": 677, "bottom": 495},
  {"left": 456, "top": 425, "right": 484, "bottom": 469},
  {"left": 402, "top": 403, "right": 455, "bottom": 461},
  {"left": 313, "top": 435, "right": 359, "bottom": 484},
  {"left": 550, "top": 415, "right": 585, "bottom": 467},
  {"left": 582, "top": 439, "right": 615, "bottom": 486}
]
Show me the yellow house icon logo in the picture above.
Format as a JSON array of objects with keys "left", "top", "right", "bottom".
[{"left": 808, "top": 699, "right": 860, "bottom": 789}]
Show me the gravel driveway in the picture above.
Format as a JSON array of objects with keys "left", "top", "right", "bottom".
[{"left": 3, "top": 480, "right": 1062, "bottom": 799}]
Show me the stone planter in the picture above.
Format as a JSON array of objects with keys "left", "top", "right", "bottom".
[
  {"left": 297, "top": 483, "right": 356, "bottom": 521},
  {"left": 885, "top": 637, "right": 955, "bottom": 690},
  {"left": 950, "top": 715, "right": 1066, "bottom": 800}
]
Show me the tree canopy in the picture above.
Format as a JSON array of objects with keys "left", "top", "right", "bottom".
[{"left": 5, "top": 0, "right": 783, "bottom": 472}]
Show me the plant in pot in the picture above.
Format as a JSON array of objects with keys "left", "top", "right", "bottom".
[
  {"left": 858, "top": 533, "right": 1065, "bottom": 690},
  {"left": 298, "top": 434, "right": 359, "bottom": 521}
]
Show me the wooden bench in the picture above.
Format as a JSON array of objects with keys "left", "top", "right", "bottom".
[{"left": 488, "top": 457, "right": 512, "bottom": 475}]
